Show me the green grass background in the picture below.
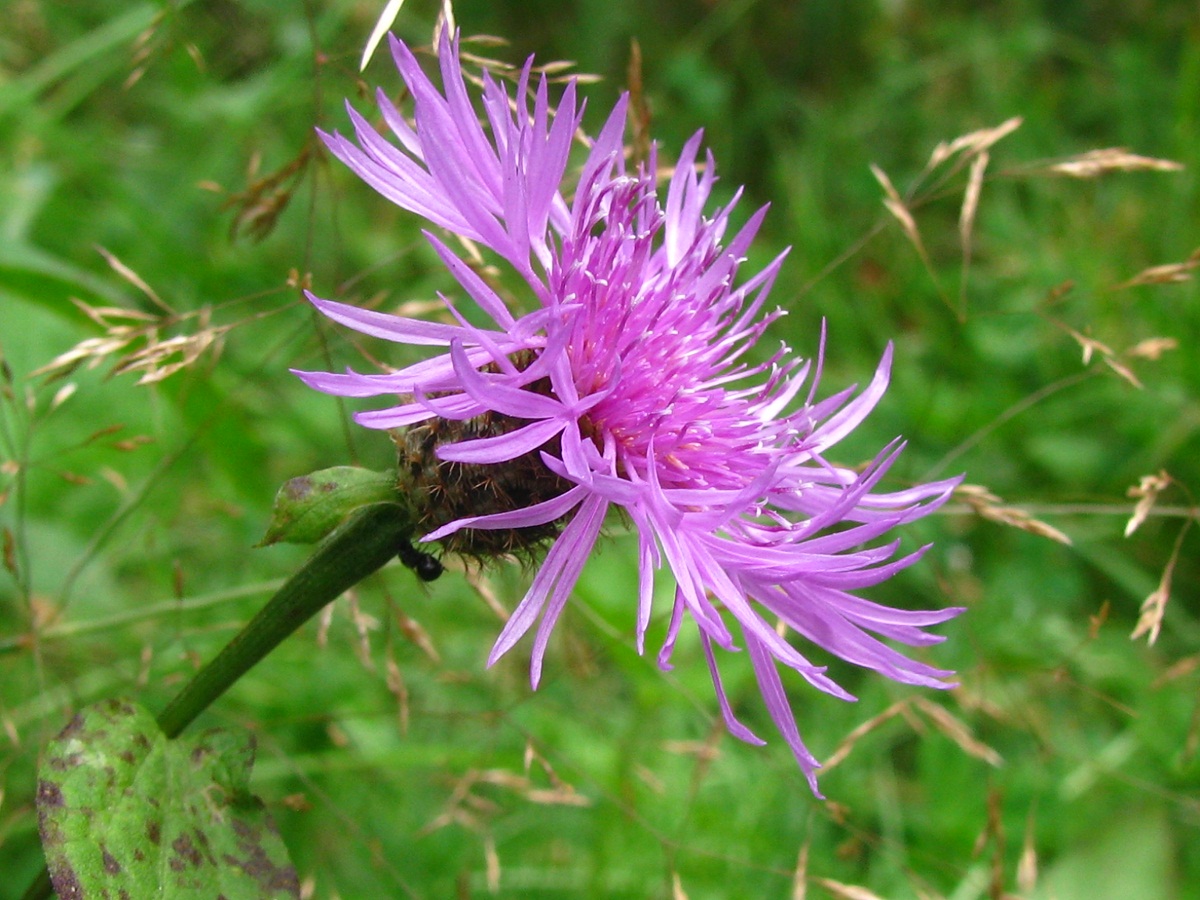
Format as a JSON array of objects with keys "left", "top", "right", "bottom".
[{"left": 2, "top": 1, "right": 1198, "bottom": 897}]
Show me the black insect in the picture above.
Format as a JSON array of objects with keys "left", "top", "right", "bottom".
[{"left": 397, "top": 539, "right": 443, "bottom": 582}]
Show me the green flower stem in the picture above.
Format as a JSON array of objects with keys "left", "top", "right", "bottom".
[
  {"left": 21, "top": 502, "right": 413, "bottom": 900},
  {"left": 156, "top": 502, "right": 412, "bottom": 738}
]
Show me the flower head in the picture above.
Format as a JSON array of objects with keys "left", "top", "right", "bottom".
[{"left": 296, "top": 33, "right": 963, "bottom": 794}]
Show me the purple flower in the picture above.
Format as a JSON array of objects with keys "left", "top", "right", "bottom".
[{"left": 296, "top": 33, "right": 963, "bottom": 794}]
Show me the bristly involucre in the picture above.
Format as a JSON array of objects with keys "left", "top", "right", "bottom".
[{"left": 294, "top": 32, "right": 964, "bottom": 795}]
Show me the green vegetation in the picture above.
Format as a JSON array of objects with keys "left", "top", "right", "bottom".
[{"left": 2, "top": 2, "right": 1197, "bottom": 897}]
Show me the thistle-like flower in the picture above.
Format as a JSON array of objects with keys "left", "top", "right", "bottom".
[{"left": 296, "top": 33, "right": 962, "bottom": 793}]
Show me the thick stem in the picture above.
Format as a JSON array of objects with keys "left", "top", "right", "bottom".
[
  {"left": 22, "top": 502, "right": 413, "bottom": 900},
  {"left": 156, "top": 502, "right": 412, "bottom": 738}
]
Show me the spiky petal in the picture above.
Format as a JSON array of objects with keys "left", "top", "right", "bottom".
[{"left": 295, "top": 33, "right": 963, "bottom": 795}]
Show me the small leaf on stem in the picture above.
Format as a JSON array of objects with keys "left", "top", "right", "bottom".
[{"left": 259, "top": 466, "right": 399, "bottom": 546}]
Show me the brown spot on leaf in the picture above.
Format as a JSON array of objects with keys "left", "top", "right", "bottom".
[
  {"left": 47, "top": 861, "right": 85, "bottom": 899},
  {"left": 172, "top": 832, "right": 205, "bottom": 869},
  {"left": 37, "top": 779, "right": 65, "bottom": 808},
  {"left": 217, "top": 815, "right": 301, "bottom": 896},
  {"left": 47, "top": 753, "right": 74, "bottom": 771},
  {"left": 192, "top": 826, "right": 217, "bottom": 866},
  {"left": 221, "top": 850, "right": 301, "bottom": 896},
  {"left": 102, "top": 845, "right": 121, "bottom": 874},
  {"left": 284, "top": 476, "right": 313, "bottom": 501},
  {"left": 58, "top": 713, "right": 86, "bottom": 740},
  {"left": 112, "top": 699, "right": 137, "bottom": 717},
  {"left": 146, "top": 817, "right": 161, "bottom": 844}
]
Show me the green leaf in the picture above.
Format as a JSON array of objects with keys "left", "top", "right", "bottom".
[
  {"left": 37, "top": 698, "right": 299, "bottom": 899},
  {"left": 258, "top": 466, "right": 402, "bottom": 546}
]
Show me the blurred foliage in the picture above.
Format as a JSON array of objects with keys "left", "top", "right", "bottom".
[{"left": 2, "top": 1, "right": 1198, "bottom": 898}]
